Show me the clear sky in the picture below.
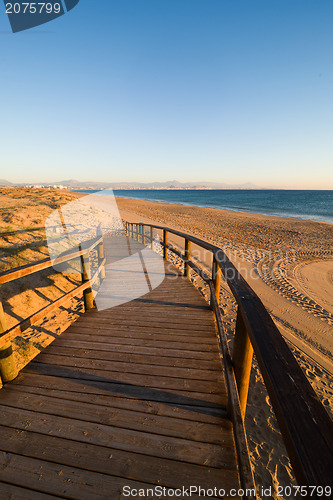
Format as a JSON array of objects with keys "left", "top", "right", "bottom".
[{"left": 0, "top": 0, "right": 332, "bottom": 188}]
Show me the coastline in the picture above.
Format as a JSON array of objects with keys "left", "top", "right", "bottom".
[
  {"left": 72, "top": 189, "right": 333, "bottom": 225},
  {"left": 1, "top": 187, "right": 332, "bottom": 496}
]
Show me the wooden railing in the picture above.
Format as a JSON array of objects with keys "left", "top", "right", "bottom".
[
  {"left": 0, "top": 232, "right": 106, "bottom": 385},
  {"left": 125, "top": 221, "right": 333, "bottom": 490}
]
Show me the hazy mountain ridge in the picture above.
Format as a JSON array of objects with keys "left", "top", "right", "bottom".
[{"left": 0, "top": 179, "right": 264, "bottom": 190}]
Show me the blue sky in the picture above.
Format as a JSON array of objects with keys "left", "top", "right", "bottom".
[{"left": 0, "top": 0, "right": 332, "bottom": 188}]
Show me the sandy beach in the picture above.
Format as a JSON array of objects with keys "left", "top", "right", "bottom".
[{"left": 1, "top": 188, "right": 332, "bottom": 497}]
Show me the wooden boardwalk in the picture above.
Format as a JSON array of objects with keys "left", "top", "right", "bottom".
[{"left": 0, "top": 235, "right": 241, "bottom": 499}]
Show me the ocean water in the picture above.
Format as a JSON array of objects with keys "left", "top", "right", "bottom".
[{"left": 74, "top": 190, "right": 333, "bottom": 224}]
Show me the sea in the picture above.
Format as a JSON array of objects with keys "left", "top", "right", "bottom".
[{"left": 73, "top": 189, "right": 333, "bottom": 224}]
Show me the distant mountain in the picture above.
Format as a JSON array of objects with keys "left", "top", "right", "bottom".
[
  {"left": 0, "top": 179, "right": 14, "bottom": 186},
  {"left": 0, "top": 179, "right": 264, "bottom": 190},
  {"left": 54, "top": 179, "right": 264, "bottom": 190}
]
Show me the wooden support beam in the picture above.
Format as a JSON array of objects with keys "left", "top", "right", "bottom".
[
  {"left": 80, "top": 249, "right": 95, "bottom": 311},
  {"left": 163, "top": 230, "right": 168, "bottom": 260},
  {"left": 184, "top": 239, "right": 191, "bottom": 278},
  {"left": 0, "top": 302, "right": 18, "bottom": 384},
  {"left": 150, "top": 226, "right": 153, "bottom": 249},
  {"left": 96, "top": 225, "right": 105, "bottom": 281},
  {"left": 142, "top": 225, "right": 146, "bottom": 246},
  {"left": 212, "top": 256, "right": 222, "bottom": 307},
  {"left": 231, "top": 308, "right": 254, "bottom": 418}
]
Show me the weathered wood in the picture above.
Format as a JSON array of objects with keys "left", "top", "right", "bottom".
[
  {"left": 0, "top": 236, "right": 102, "bottom": 286},
  {"left": 163, "top": 229, "right": 168, "bottom": 259},
  {"left": 0, "top": 482, "right": 60, "bottom": 499},
  {"left": 0, "top": 426, "right": 240, "bottom": 493},
  {"left": 209, "top": 281, "right": 256, "bottom": 495},
  {"left": 0, "top": 391, "right": 230, "bottom": 444},
  {"left": 80, "top": 247, "right": 95, "bottom": 311},
  {"left": 185, "top": 238, "right": 191, "bottom": 278},
  {"left": 57, "top": 333, "right": 219, "bottom": 352},
  {"left": 11, "top": 372, "right": 227, "bottom": 407},
  {"left": 150, "top": 225, "right": 153, "bottom": 248},
  {"left": 212, "top": 256, "right": 222, "bottom": 307},
  {"left": 0, "top": 258, "right": 105, "bottom": 348},
  {"left": 96, "top": 226, "right": 106, "bottom": 280},
  {"left": 9, "top": 383, "right": 226, "bottom": 422},
  {"left": 37, "top": 345, "right": 222, "bottom": 371},
  {"left": 232, "top": 308, "right": 254, "bottom": 418},
  {"left": 0, "top": 452, "right": 189, "bottom": 500},
  {"left": 0, "top": 302, "right": 18, "bottom": 384},
  {"left": 67, "top": 325, "right": 218, "bottom": 342},
  {"left": 69, "top": 315, "right": 216, "bottom": 329},
  {"left": 33, "top": 353, "right": 223, "bottom": 382},
  {"left": 0, "top": 404, "right": 236, "bottom": 468},
  {"left": 46, "top": 338, "right": 220, "bottom": 360},
  {"left": 26, "top": 361, "right": 225, "bottom": 394}
]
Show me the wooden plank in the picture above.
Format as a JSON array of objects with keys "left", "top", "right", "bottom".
[
  {"left": 34, "top": 353, "right": 224, "bottom": 382},
  {"left": 0, "top": 452, "right": 198, "bottom": 500},
  {"left": 0, "top": 426, "right": 240, "bottom": 493},
  {"left": 0, "top": 483, "right": 62, "bottom": 499},
  {"left": 55, "top": 334, "right": 218, "bottom": 352},
  {"left": 26, "top": 361, "right": 225, "bottom": 394},
  {"left": 0, "top": 405, "right": 237, "bottom": 468},
  {"left": 45, "top": 338, "right": 220, "bottom": 360},
  {"left": 0, "top": 389, "right": 231, "bottom": 444},
  {"left": 66, "top": 325, "right": 218, "bottom": 341},
  {"left": 8, "top": 384, "right": 227, "bottom": 422},
  {"left": 70, "top": 318, "right": 215, "bottom": 332},
  {"left": 41, "top": 345, "right": 222, "bottom": 371},
  {"left": 11, "top": 372, "right": 227, "bottom": 407}
]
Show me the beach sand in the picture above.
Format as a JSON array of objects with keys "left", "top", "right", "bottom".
[{"left": 1, "top": 188, "right": 332, "bottom": 497}]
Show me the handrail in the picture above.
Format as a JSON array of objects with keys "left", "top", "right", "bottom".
[
  {"left": 126, "top": 221, "right": 333, "bottom": 490},
  {"left": 0, "top": 233, "right": 106, "bottom": 384},
  {"left": 0, "top": 257, "right": 106, "bottom": 348},
  {"left": 209, "top": 280, "right": 255, "bottom": 494},
  {"left": 0, "top": 235, "right": 103, "bottom": 286}
]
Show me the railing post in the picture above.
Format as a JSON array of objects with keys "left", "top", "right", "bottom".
[
  {"left": 231, "top": 308, "right": 254, "bottom": 418},
  {"left": 0, "top": 301, "right": 18, "bottom": 384},
  {"left": 163, "top": 229, "right": 168, "bottom": 260},
  {"left": 80, "top": 246, "right": 95, "bottom": 311},
  {"left": 96, "top": 225, "right": 105, "bottom": 281},
  {"left": 142, "top": 225, "right": 146, "bottom": 246},
  {"left": 150, "top": 226, "right": 153, "bottom": 249},
  {"left": 139, "top": 223, "right": 144, "bottom": 245},
  {"left": 211, "top": 255, "right": 221, "bottom": 308},
  {"left": 184, "top": 239, "right": 191, "bottom": 278}
]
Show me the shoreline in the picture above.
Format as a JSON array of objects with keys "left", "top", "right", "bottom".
[
  {"left": 113, "top": 194, "right": 333, "bottom": 226},
  {"left": 71, "top": 190, "right": 333, "bottom": 225}
]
